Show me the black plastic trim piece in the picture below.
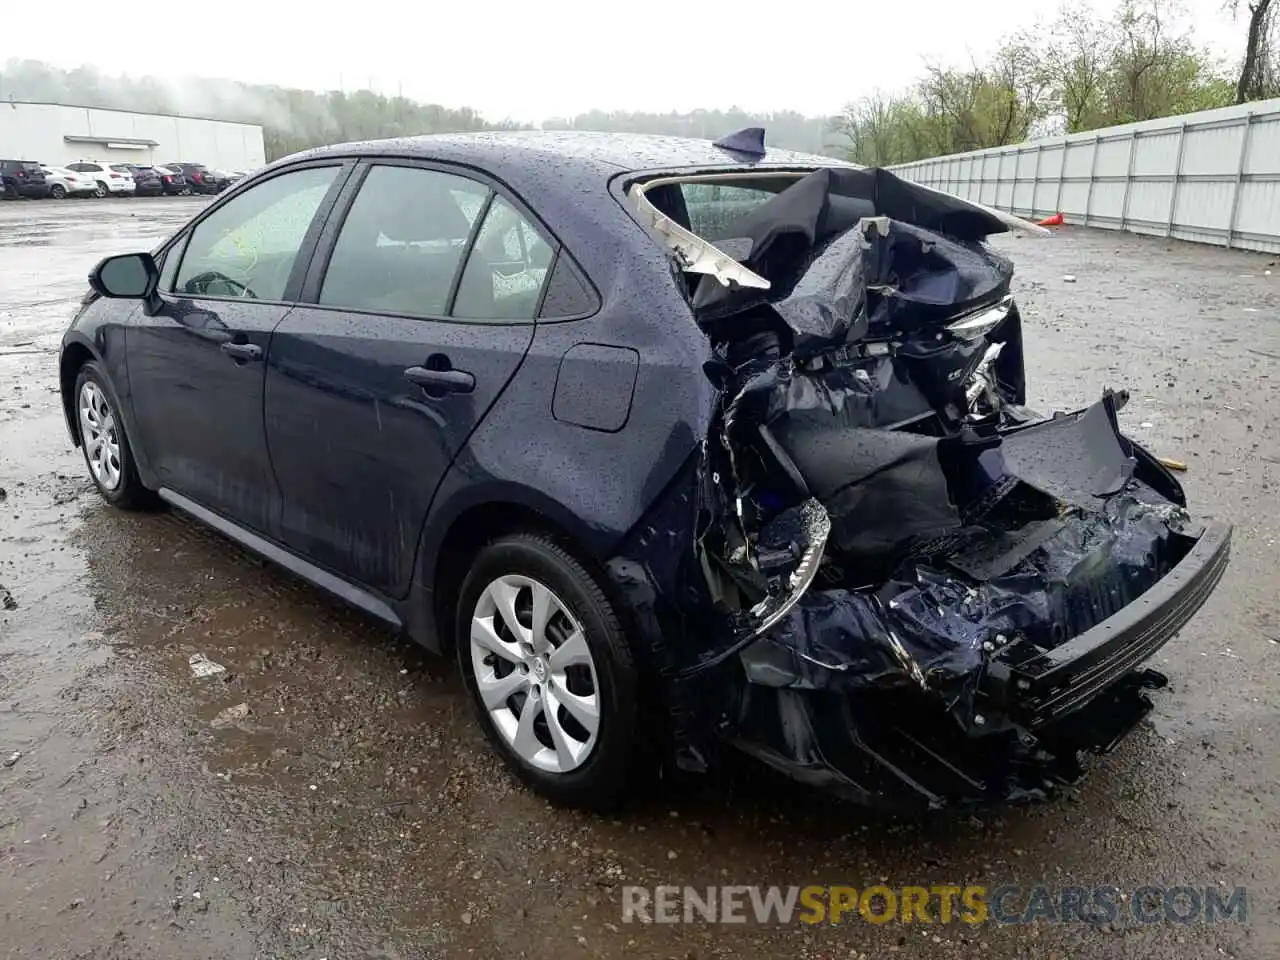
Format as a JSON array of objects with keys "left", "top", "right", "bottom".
[{"left": 1007, "top": 519, "right": 1231, "bottom": 726}]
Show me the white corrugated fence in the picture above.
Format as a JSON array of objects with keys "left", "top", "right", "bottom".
[{"left": 889, "top": 99, "right": 1280, "bottom": 255}]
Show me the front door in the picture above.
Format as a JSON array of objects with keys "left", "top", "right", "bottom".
[
  {"left": 127, "top": 163, "right": 347, "bottom": 534},
  {"left": 263, "top": 162, "right": 554, "bottom": 597}
]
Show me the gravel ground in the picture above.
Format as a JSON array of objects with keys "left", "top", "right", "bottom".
[{"left": 1, "top": 196, "right": 1277, "bottom": 959}]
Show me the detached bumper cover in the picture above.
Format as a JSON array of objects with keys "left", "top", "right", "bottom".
[
  {"left": 720, "top": 495, "right": 1231, "bottom": 811},
  {"left": 993, "top": 518, "right": 1231, "bottom": 728}
]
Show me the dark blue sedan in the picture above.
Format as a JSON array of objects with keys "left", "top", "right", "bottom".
[{"left": 59, "top": 131, "right": 1230, "bottom": 812}]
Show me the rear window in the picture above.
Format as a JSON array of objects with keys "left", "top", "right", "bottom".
[
  {"left": 20, "top": 161, "right": 42, "bottom": 171},
  {"left": 110, "top": 164, "right": 133, "bottom": 172},
  {"left": 678, "top": 183, "right": 782, "bottom": 241}
]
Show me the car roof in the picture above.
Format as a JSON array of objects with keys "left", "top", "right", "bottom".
[{"left": 294, "top": 130, "right": 849, "bottom": 181}]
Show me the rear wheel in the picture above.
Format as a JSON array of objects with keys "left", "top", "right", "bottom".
[
  {"left": 50, "top": 183, "right": 66, "bottom": 200},
  {"left": 74, "top": 362, "right": 154, "bottom": 509},
  {"left": 457, "top": 533, "right": 647, "bottom": 811},
  {"left": 94, "top": 181, "right": 108, "bottom": 198}
]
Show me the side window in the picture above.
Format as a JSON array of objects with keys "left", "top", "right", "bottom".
[
  {"left": 319, "top": 165, "right": 488, "bottom": 318},
  {"left": 452, "top": 196, "right": 554, "bottom": 321},
  {"left": 538, "top": 252, "right": 598, "bottom": 319},
  {"left": 174, "top": 165, "right": 339, "bottom": 301}
]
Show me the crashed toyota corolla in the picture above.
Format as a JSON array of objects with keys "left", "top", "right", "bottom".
[{"left": 60, "top": 130, "right": 1230, "bottom": 813}]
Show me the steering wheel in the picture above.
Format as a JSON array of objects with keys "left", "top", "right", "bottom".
[{"left": 186, "top": 270, "right": 258, "bottom": 299}]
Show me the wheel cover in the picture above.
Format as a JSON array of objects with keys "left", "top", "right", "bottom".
[
  {"left": 78, "top": 380, "right": 123, "bottom": 491},
  {"left": 469, "top": 574, "right": 601, "bottom": 774}
]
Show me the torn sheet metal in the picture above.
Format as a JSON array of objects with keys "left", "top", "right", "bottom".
[
  {"left": 614, "top": 164, "right": 1228, "bottom": 808},
  {"left": 691, "top": 167, "right": 1016, "bottom": 326},
  {"left": 740, "top": 492, "right": 1194, "bottom": 707}
]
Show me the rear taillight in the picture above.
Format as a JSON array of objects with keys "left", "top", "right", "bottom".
[
  {"left": 946, "top": 297, "right": 1015, "bottom": 342},
  {"left": 110, "top": 173, "right": 121, "bottom": 179}
]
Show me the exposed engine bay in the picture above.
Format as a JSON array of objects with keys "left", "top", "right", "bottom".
[{"left": 631, "top": 164, "right": 1231, "bottom": 808}]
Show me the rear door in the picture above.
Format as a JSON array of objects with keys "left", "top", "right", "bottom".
[
  {"left": 263, "top": 160, "right": 551, "bottom": 598},
  {"left": 127, "top": 161, "right": 350, "bottom": 534}
]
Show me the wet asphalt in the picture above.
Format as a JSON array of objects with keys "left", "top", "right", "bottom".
[{"left": 1, "top": 196, "right": 1278, "bottom": 959}]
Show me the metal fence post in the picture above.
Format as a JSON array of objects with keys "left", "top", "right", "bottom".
[
  {"left": 1166, "top": 122, "right": 1188, "bottom": 239},
  {"left": 1226, "top": 113, "right": 1255, "bottom": 249},
  {"left": 1054, "top": 140, "right": 1067, "bottom": 214},
  {"left": 1031, "top": 143, "right": 1045, "bottom": 219},
  {"left": 1083, "top": 135, "right": 1102, "bottom": 227},
  {"left": 1119, "top": 129, "right": 1138, "bottom": 232}
]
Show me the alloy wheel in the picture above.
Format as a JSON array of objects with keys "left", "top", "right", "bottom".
[
  {"left": 469, "top": 574, "right": 601, "bottom": 774},
  {"left": 78, "top": 380, "right": 122, "bottom": 491},
  {"left": 94, "top": 182, "right": 107, "bottom": 198}
]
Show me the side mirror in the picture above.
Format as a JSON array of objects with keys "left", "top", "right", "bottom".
[{"left": 89, "top": 252, "right": 159, "bottom": 300}]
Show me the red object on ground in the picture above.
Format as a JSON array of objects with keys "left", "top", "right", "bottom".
[{"left": 1037, "top": 212, "right": 1064, "bottom": 227}]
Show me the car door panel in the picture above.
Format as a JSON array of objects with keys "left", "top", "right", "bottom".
[
  {"left": 262, "top": 160, "right": 553, "bottom": 599},
  {"left": 126, "top": 162, "right": 350, "bottom": 534},
  {"left": 128, "top": 297, "right": 291, "bottom": 532},
  {"left": 264, "top": 313, "right": 534, "bottom": 596}
]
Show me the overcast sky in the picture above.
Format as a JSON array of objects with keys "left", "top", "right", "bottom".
[{"left": 0, "top": 0, "right": 1247, "bottom": 122}]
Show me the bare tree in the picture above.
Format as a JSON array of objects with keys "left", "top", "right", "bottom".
[{"left": 1231, "top": 0, "right": 1278, "bottom": 102}]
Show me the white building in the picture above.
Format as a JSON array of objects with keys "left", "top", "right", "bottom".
[{"left": 0, "top": 100, "right": 266, "bottom": 170}]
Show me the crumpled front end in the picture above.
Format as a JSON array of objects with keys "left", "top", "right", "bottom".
[{"left": 618, "top": 166, "right": 1231, "bottom": 809}]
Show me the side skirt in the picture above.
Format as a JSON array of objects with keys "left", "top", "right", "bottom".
[{"left": 156, "top": 487, "right": 403, "bottom": 630}]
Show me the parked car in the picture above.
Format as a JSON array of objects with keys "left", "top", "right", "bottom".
[
  {"left": 161, "top": 162, "right": 219, "bottom": 194},
  {"left": 59, "top": 132, "right": 1231, "bottom": 814},
  {"left": 65, "top": 161, "right": 136, "bottom": 198},
  {"left": 1, "top": 159, "right": 51, "bottom": 198},
  {"left": 40, "top": 165, "right": 99, "bottom": 199},
  {"left": 151, "top": 165, "right": 189, "bottom": 195},
  {"left": 124, "top": 165, "right": 165, "bottom": 197},
  {"left": 204, "top": 168, "right": 236, "bottom": 192}
]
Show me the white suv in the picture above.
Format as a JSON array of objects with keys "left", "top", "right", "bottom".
[{"left": 65, "top": 161, "right": 137, "bottom": 197}]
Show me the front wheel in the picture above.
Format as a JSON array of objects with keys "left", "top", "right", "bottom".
[
  {"left": 74, "top": 362, "right": 154, "bottom": 509},
  {"left": 457, "top": 533, "right": 648, "bottom": 811}
]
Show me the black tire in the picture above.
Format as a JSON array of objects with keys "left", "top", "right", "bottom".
[
  {"left": 2, "top": 181, "right": 15, "bottom": 200},
  {"left": 72, "top": 361, "right": 155, "bottom": 510},
  {"left": 94, "top": 181, "right": 108, "bottom": 199},
  {"left": 456, "top": 532, "right": 647, "bottom": 811},
  {"left": 50, "top": 183, "right": 66, "bottom": 200}
]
